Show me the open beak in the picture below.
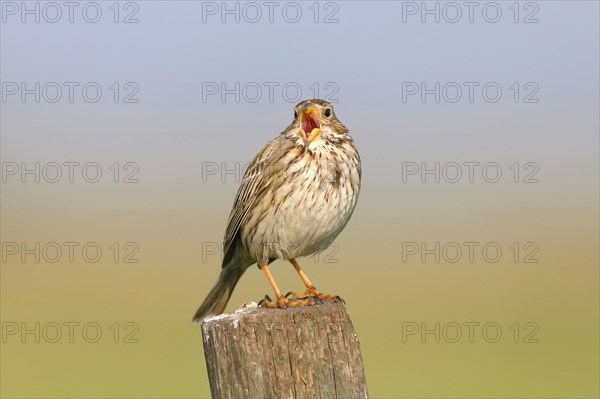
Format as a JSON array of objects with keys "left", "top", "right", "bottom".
[{"left": 299, "top": 106, "right": 322, "bottom": 141}]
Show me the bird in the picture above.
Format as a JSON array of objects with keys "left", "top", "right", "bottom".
[{"left": 193, "top": 99, "right": 361, "bottom": 322}]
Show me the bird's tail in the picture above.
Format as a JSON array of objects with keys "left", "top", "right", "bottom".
[{"left": 192, "top": 266, "right": 244, "bottom": 322}]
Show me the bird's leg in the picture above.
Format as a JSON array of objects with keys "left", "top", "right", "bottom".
[
  {"left": 259, "top": 263, "right": 314, "bottom": 308},
  {"left": 287, "top": 259, "right": 339, "bottom": 301}
]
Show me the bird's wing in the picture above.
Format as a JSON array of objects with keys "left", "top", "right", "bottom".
[{"left": 221, "top": 137, "right": 290, "bottom": 267}]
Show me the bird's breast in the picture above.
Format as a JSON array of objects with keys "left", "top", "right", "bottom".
[{"left": 242, "top": 143, "right": 360, "bottom": 264}]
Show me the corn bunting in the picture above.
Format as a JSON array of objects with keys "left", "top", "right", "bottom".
[{"left": 193, "top": 99, "right": 361, "bottom": 321}]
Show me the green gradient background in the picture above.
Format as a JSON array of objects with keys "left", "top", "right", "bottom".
[{"left": 1, "top": 1, "right": 599, "bottom": 398}]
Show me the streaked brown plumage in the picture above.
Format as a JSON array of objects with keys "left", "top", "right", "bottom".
[{"left": 193, "top": 99, "right": 361, "bottom": 321}]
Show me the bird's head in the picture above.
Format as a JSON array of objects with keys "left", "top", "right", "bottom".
[{"left": 291, "top": 99, "right": 346, "bottom": 144}]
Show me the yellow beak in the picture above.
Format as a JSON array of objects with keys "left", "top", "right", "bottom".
[{"left": 299, "top": 106, "right": 322, "bottom": 141}]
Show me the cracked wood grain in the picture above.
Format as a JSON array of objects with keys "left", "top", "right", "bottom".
[{"left": 201, "top": 301, "right": 368, "bottom": 399}]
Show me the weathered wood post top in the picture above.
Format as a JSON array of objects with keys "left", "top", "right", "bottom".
[{"left": 201, "top": 300, "right": 368, "bottom": 399}]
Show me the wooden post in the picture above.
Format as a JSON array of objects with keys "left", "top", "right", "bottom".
[{"left": 201, "top": 300, "right": 368, "bottom": 399}]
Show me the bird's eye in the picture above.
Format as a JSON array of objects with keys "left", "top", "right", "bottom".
[
  {"left": 294, "top": 110, "right": 298, "bottom": 119},
  {"left": 324, "top": 108, "right": 332, "bottom": 118}
]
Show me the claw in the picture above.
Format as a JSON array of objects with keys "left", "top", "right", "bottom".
[
  {"left": 262, "top": 295, "right": 288, "bottom": 309},
  {"left": 258, "top": 295, "right": 273, "bottom": 307},
  {"left": 294, "top": 286, "right": 339, "bottom": 301},
  {"left": 286, "top": 291, "right": 309, "bottom": 299},
  {"left": 288, "top": 297, "right": 317, "bottom": 307},
  {"left": 261, "top": 295, "right": 317, "bottom": 309},
  {"left": 285, "top": 287, "right": 339, "bottom": 301}
]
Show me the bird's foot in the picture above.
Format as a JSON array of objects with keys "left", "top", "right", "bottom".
[
  {"left": 285, "top": 286, "right": 344, "bottom": 303},
  {"left": 259, "top": 294, "right": 316, "bottom": 309}
]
